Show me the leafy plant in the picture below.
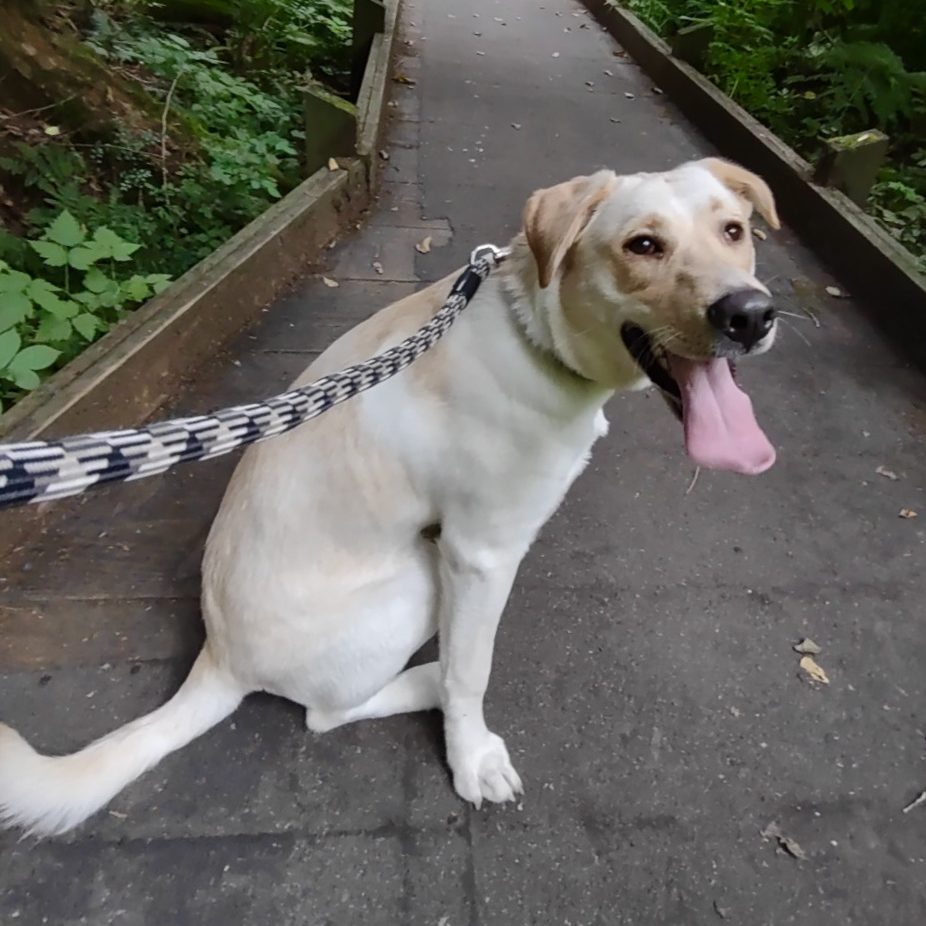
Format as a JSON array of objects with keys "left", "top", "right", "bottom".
[
  {"left": 0, "top": 0, "right": 353, "bottom": 412},
  {"left": 0, "top": 212, "right": 171, "bottom": 410},
  {"left": 614, "top": 0, "right": 926, "bottom": 269}
]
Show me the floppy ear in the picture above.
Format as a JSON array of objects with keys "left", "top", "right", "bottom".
[
  {"left": 522, "top": 171, "right": 616, "bottom": 289},
  {"left": 700, "top": 158, "right": 781, "bottom": 230}
]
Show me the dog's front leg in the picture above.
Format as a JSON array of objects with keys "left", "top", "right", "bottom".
[{"left": 438, "top": 537, "right": 525, "bottom": 808}]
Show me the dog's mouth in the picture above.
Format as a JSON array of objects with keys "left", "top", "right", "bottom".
[{"left": 620, "top": 322, "right": 776, "bottom": 475}]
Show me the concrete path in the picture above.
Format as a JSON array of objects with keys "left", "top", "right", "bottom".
[{"left": 2, "top": 1, "right": 925, "bottom": 923}]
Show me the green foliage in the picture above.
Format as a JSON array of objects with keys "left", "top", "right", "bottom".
[
  {"left": 84, "top": 18, "right": 303, "bottom": 273},
  {"left": 0, "top": 0, "right": 352, "bottom": 412},
  {"left": 0, "top": 212, "right": 171, "bottom": 410},
  {"left": 225, "top": 0, "right": 352, "bottom": 80},
  {"left": 616, "top": 0, "right": 926, "bottom": 271}
]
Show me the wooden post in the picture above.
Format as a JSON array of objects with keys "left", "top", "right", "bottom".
[
  {"left": 670, "top": 22, "right": 714, "bottom": 69},
  {"left": 351, "top": 0, "right": 386, "bottom": 101},
  {"left": 303, "top": 84, "right": 358, "bottom": 176},
  {"left": 814, "top": 130, "right": 889, "bottom": 206}
]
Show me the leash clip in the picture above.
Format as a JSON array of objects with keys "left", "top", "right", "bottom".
[{"left": 470, "top": 243, "right": 510, "bottom": 267}]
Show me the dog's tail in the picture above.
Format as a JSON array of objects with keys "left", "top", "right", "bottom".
[{"left": 0, "top": 645, "right": 245, "bottom": 837}]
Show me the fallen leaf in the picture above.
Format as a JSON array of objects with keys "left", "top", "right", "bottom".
[
  {"left": 415, "top": 236, "right": 432, "bottom": 254},
  {"left": 713, "top": 900, "right": 730, "bottom": 919},
  {"left": 625, "top": 92, "right": 636, "bottom": 99},
  {"left": 902, "top": 790, "right": 926, "bottom": 814},
  {"left": 761, "top": 821, "right": 807, "bottom": 860},
  {"left": 760, "top": 821, "right": 782, "bottom": 839},
  {"left": 825, "top": 285, "right": 846, "bottom": 298},
  {"left": 793, "top": 638, "right": 822, "bottom": 655},
  {"left": 653, "top": 86, "right": 664, "bottom": 94},
  {"left": 899, "top": 508, "right": 918, "bottom": 519},
  {"left": 585, "top": 81, "right": 595, "bottom": 87},
  {"left": 392, "top": 74, "right": 416, "bottom": 85},
  {"left": 552, "top": 51, "right": 561, "bottom": 58},
  {"left": 327, "top": 157, "right": 340, "bottom": 171},
  {"left": 473, "top": 30, "right": 482, "bottom": 36},
  {"left": 779, "top": 835, "right": 807, "bottom": 860},
  {"left": 876, "top": 465, "right": 899, "bottom": 480},
  {"left": 511, "top": 122, "right": 522, "bottom": 130},
  {"left": 372, "top": 260, "right": 384, "bottom": 275},
  {"left": 752, "top": 227, "right": 767, "bottom": 240},
  {"left": 609, "top": 117, "right": 621, "bottom": 124},
  {"left": 44, "top": 125, "right": 61, "bottom": 137},
  {"left": 603, "top": 69, "right": 614, "bottom": 76},
  {"left": 800, "top": 655, "right": 830, "bottom": 685},
  {"left": 378, "top": 149, "right": 390, "bottom": 161},
  {"left": 476, "top": 50, "right": 485, "bottom": 56},
  {"left": 322, "top": 277, "right": 339, "bottom": 288}
]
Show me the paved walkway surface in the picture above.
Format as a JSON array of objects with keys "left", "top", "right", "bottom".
[{"left": 2, "top": 1, "right": 926, "bottom": 923}]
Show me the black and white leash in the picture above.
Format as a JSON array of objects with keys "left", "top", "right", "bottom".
[{"left": 0, "top": 244, "right": 509, "bottom": 511}]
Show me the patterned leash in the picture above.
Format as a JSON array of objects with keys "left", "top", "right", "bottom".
[{"left": 0, "top": 244, "right": 509, "bottom": 511}]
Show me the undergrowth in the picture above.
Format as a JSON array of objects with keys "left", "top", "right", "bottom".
[
  {"left": 616, "top": 0, "right": 926, "bottom": 269},
  {"left": 0, "top": 0, "right": 352, "bottom": 409}
]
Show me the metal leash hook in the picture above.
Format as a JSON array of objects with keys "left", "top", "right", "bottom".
[{"left": 0, "top": 244, "right": 510, "bottom": 511}]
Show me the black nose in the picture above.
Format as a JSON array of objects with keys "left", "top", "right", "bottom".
[{"left": 707, "top": 289, "right": 776, "bottom": 351}]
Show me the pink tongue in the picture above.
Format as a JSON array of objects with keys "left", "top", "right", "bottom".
[{"left": 668, "top": 357, "right": 775, "bottom": 475}]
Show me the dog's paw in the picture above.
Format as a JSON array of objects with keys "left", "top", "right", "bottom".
[{"left": 450, "top": 732, "right": 523, "bottom": 808}]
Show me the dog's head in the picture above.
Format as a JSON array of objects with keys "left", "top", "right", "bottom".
[{"left": 521, "top": 158, "right": 780, "bottom": 475}]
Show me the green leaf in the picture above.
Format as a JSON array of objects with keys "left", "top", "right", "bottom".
[
  {"left": 30, "top": 240, "right": 69, "bottom": 268},
  {"left": 68, "top": 246, "right": 102, "bottom": 270},
  {"left": 112, "top": 240, "right": 141, "bottom": 261},
  {"left": 0, "top": 291, "right": 31, "bottom": 331},
  {"left": 26, "top": 277, "right": 61, "bottom": 308},
  {"left": 44, "top": 210, "right": 85, "bottom": 247},
  {"left": 120, "top": 275, "right": 151, "bottom": 302},
  {"left": 83, "top": 268, "right": 111, "bottom": 294},
  {"left": 8, "top": 344, "right": 61, "bottom": 373},
  {"left": 42, "top": 296, "right": 79, "bottom": 320},
  {"left": 73, "top": 291, "right": 102, "bottom": 310},
  {"left": 0, "top": 329, "right": 22, "bottom": 369},
  {"left": 0, "top": 269, "right": 31, "bottom": 294},
  {"left": 35, "top": 315, "right": 72, "bottom": 343},
  {"left": 73, "top": 313, "right": 100, "bottom": 341},
  {"left": 10, "top": 367, "right": 41, "bottom": 391},
  {"left": 92, "top": 227, "right": 141, "bottom": 261},
  {"left": 147, "top": 274, "right": 173, "bottom": 294}
]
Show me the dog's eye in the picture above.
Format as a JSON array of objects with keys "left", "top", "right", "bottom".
[
  {"left": 625, "top": 235, "right": 664, "bottom": 256},
  {"left": 724, "top": 222, "right": 745, "bottom": 242}
]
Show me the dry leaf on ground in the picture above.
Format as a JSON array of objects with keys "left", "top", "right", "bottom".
[
  {"left": 800, "top": 655, "right": 830, "bottom": 684},
  {"left": 876, "top": 465, "right": 899, "bottom": 480},
  {"left": 752, "top": 228, "right": 767, "bottom": 240},
  {"left": 415, "top": 236, "right": 432, "bottom": 254},
  {"left": 899, "top": 508, "right": 918, "bottom": 519},
  {"left": 761, "top": 821, "right": 808, "bottom": 860},
  {"left": 372, "top": 260, "right": 384, "bottom": 275},
  {"left": 793, "top": 638, "right": 821, "bottom": 655},
  {"left": 322, "top": 277, "right": 339, "bottom": 288},
  {"left": 327, "top": 157, "right": 340, "bottom": 171}
]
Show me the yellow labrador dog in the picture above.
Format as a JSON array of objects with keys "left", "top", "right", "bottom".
[{"left": 0, "top": 158, "right": 780, "bottom": 836}]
